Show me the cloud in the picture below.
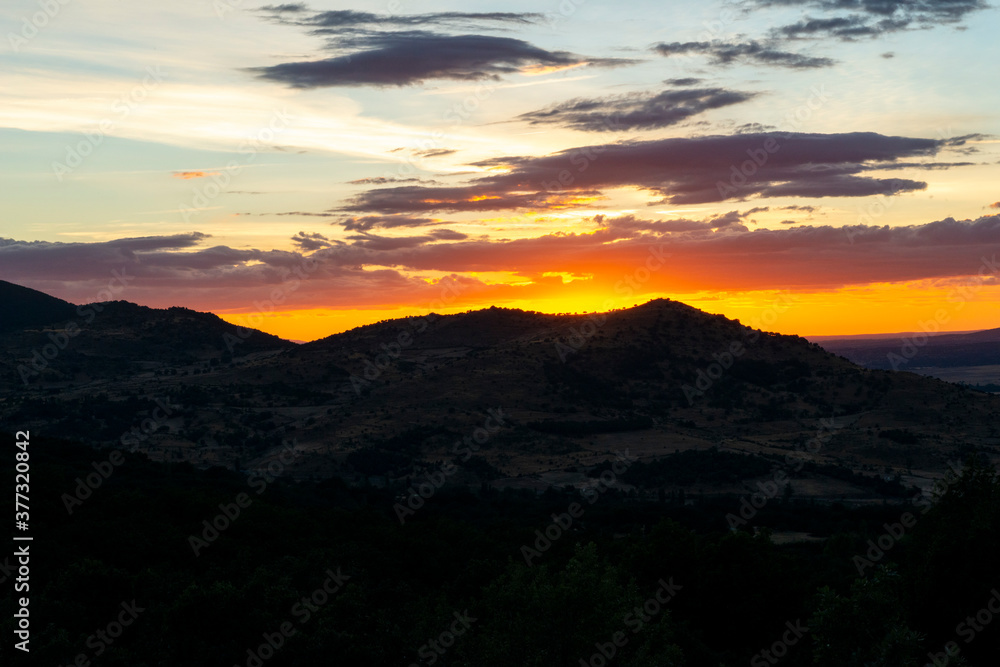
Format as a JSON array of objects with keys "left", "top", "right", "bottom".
[
  {"left": 414, "top": 148, "right": 458, "bottom": 158},
  {"left": 516, "top": 87, "right": 757, "bottom": 132},
  {"left": 262, "top": 7, "right": 543, "bottom": 29},
  {"left": 173, "top": 171, "right": 220, "bottom": 180},
  {"left": 756, "top": 0, "right": 988, "bottom": 40},
  {"left": 345, "top": 229, "right": 469, "bottom": 251},
  {"left": 291, "top": 231, "right": 339, "bottom": 251},
  {"left": 654, "top": 40, "right": 835, "bottom": 69},
  {"left": 347, "top": 176, "right": 433, "bottom": 185},
  {"left": 322, "top": 214, "right": 1000, "bottom": 292},
  {"left": 990, "top": 202, "right": 1000, "bottom": 209},
  {"left": 253, "top": 33, "right": 633, "bottom": 88},
  {"left": 275, "top": 211, "right": 339, "bottom": 217},
  {"left": 664, "top": 77, "right": 703, "bottom": 86},
  {"left": 3, "top": 216, "right": 998, "bottom": 314},
  {"left": 338, "top": 215, "right": 441, "bottom": 232},
  {"left": 260, "top": 3, "right": 308, "bottom": 14},
  {"left": 342, "top": 132, "right": 949, "bottom": 212}
]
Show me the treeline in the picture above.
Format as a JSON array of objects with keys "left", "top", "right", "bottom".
[{"left": 1, "top": 434, "right": 998, "bottom": 666}]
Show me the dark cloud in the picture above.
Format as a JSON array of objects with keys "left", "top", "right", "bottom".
[
  {"left": 342, "top": 132, "right": 949, "bottom": 212},
  {"left": 3, "top": 215, "right": 998, "bottom": 314},
  {"left": 414, "top": 148, "right": 458, "bottom": 158},
  {"left": 776, "top": 15, "right": 908, "bottom": 39},
  {"left": 339, "top": 215, "right": 440, "bottom": 232},
  {"left": 990, "top": 202, "right": 1000, "bottom": 209},
  {"left": 342, "top": 186, "right": 605, "bottom": 214},
  {"left": 275, "top": 211, "right": 338, "bottom": 217},
  {"left": 341, "top": 214, "right": 1000, "bottom": 292},
  {"left": 516, "top": 87, "right": 757, "bottom": 132},
  {"left": 308, "top": 10, "right": 540, "bottom": 29},
  {"left": 592, "top": 213, "right": 745, "bottom": 235},
  {"left": 260, "top": 4, "right": 308, "bottom": 13},
  {"left": 594, "top": 208, "right": 772, "bottom": 235},
  {"left": 428, "top": 229, "right": 469, "bottom": 241},
  {"left": 291, "top": 231, "right": 339, "bottom": 251},
  {"left": 757, "top": 0, "right": 988, "bottom": 40},
  {"left": 735, "top": 122, "right": 777, "bottom": 134},
  {"left": 345, "top": 229, "right": 468, "bottom": 251},
  {"left": 347, "top": 176, "right": 434, "bottom": 185},
  {"left": 664, "top": 77, "right": 703, "bottom": 86},
  {"left": 654, "top": 40, "right": 835, "bottom": 69},
  {"left": 253, "top": 32, "right": 633, "bottom": 88},
  {"left": 261, "top": 7, "right": 543, "bottom": 29}
]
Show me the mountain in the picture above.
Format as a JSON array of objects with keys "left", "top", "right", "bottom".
[
  {"left": 817, "top": 327, "right": 1000, "bottom": 369},
  {"left": 0, "top": 279, "right": 78, "bottom": 332},
  {"left": 2, "top": 288, "right": 998, "bottom": 502},
  {"left": 0, "top": 289, "right": 295, "bottom": 390}
]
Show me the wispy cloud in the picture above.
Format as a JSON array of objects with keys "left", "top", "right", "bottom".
[
  {"left": 654, "top": 40, "right": 835, "bottom": 69},
  {"left": 342, "top": 132, "right": 953, "bottom": 212},
  {"left": 516, "top": 87, "right": 758, "bottom": 132}
]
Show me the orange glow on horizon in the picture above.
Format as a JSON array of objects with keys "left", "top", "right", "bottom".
[{"left": 215, "top": 279, "right": 1000, "bottom": 342}]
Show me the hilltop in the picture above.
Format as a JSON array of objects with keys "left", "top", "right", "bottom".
[{"left": 1, "top": 285, "right": 998, "bottom": 500}]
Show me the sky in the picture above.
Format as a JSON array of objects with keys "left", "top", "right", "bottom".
[{"left": 1, "top": 0, "right": 998, "bottom": 341}]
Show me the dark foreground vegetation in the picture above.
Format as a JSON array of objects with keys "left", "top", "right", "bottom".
[{"left": 2, "top": 434, "right": 999, "bottom": 666}]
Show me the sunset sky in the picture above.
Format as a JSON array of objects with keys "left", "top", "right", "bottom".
[{"left": 2, "top": 0, "right": 998, "bottom": 341}]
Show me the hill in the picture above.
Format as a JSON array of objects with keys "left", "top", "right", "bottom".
[
  {"left": 2, "top": 290, "right": 997, "bottom": 502},
  {"left": 0, "top": 291, "right": 294, "bottom": 390},
  {"left": 0, "top": 279, "right": 78, "bottom": 332}
]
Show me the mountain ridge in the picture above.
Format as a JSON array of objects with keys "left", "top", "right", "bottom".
[{"left": 1, "top": 282, "right": 997, "bottom": 499}]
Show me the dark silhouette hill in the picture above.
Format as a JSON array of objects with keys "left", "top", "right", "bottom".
[
  {"left": 0, "top": 284, "right": 294, "bottom": 389},
  {"left": 1, "top": 286, "right": 997, "bottom": 497},
  {"left": 0, "top": 279, "right": 78, "bottom": 332}
]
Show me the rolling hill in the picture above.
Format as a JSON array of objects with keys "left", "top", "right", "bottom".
[{"left": 1, "top": 284, "right": 998, "bottom": 501}]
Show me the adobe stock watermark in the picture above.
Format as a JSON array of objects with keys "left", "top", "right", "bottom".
[
  {"left": 540, "top": 133, "right": 625, "bottom": 197},
  {"left": 373, "top": 80, "right": 495, "bottom": 185},
  {"left": 578, "top": 577, "right": 682, "bottom": 667},
  {"left": 854, "top": 459, "right": 969, "bottom": 576},
  {"left": 407, "top": 610, "right": 478, "bottom": 667},
  {"left": 179, "top": 109, "right": 293, "bottom": 222},
  {"left": 715, "top": 86, "right": 829, "bottom": 200},
  {"left": 52, "top": 67, "right": 167, "bottom": 181},
  {"left": 18, "top": 267, "right": 135, "bottom": 384},
  {"left": 223, "top": 254, "right": 319, "bottom": 354},
  {"left": 60, "top": 396, "right": 174, "bottom": 514},
  {"left": 727, "top": 417, "right": 842, "bottom": 531},
  {"left": 54, "top": 600, "right": 145, "bottom": 667},
  {"left": 845, "top": 178, "right": 913, "bottom": 244},
  {"left": 644, "top": 0, "right": 751, "bottom": 72},
  {"left": 394, "top": 409, "right": 507, "bottom": 524},
  {"left": 188, "top": 439, "right": 300, "bottom": 556},
  {"left": 556, "top": 243, "right": 672, "bottom": 362},
  {"left": 749, "top": 619, "right": 809, "bottom": 666},
  {"left": 521, "top": 449, "right": 638, "bottom": 566},
  {"left": 6, "top": 0, "right": 72, "bottom": 52},
  {"left": 348, "top": 278, "right": 467, "bottom": 395},
  {"left": 884, "top": 254, "right": 1000, "bottom": 370},
  {"left": 925, "top": 588, "right": 1000, "bottom": 667},
  {"left": 234, "top": 568, "right": 350, "bottom": 667},
  {"left": 682, "top": 292, "right": 797, "bottom": 405}
]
